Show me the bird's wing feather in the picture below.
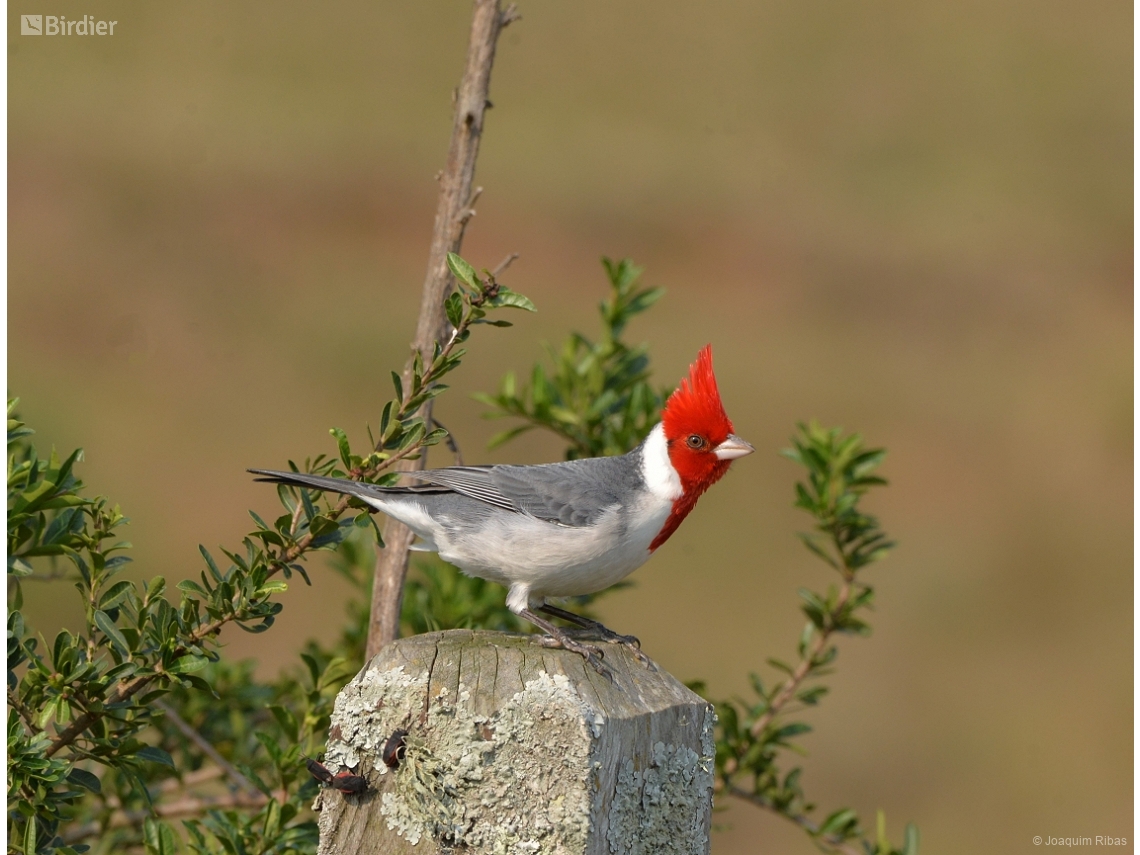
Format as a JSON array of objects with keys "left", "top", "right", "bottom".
[
  {"left": 404, "top": 466, "right": 519, "bottom": 514},
  {"left": 410, "top": 456, "right": 644, "bottom": 527},
  {"left": 252, "top": 452, "right": 646, "bottom": 529}
]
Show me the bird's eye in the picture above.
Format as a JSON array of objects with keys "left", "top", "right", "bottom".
[{"left": 686, "top": 434, "right": 706, "bottom": 449}]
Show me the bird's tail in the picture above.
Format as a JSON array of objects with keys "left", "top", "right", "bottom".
[
  {"left": 250, "top": 468, "right": 443, "bottom": 553},
  {"left": 248, "top": 468, "right": 388, "bottom": 503}
]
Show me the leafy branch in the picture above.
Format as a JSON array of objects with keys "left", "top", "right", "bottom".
[
  {"left": 712, "top": 422, "right": 914, "bottom": 855},
  {"left": 476, "top": 257, "right": 666, "bottom": 459},
  {"left": 6, "top": 253, "right": 533, "bottom": 854}
]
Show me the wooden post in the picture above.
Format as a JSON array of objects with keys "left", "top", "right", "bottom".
[{"left": 315, "top": 630, "right": 715, "bottom": 855}]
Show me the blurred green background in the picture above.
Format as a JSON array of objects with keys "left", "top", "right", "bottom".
[{"left": 8, "top": 1, "right": 1131, "bottom": 852}]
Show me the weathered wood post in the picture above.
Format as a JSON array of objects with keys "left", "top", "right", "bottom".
[{"left": 315, "top": 630, "right": 715, "bottom": 855}]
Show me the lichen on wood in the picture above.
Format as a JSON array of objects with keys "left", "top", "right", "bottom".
[{"left": 316, "top": 629, "right": 714, "bottom": 855}]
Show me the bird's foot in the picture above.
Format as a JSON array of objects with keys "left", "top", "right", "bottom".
[
  {"left": 536, "top": 634, "right": 612, "bottom": 679},
  {"left": 519, "top": 608, "right": 614, "bottom": 680},
  {"left": 537, "top": 605, "right": 656, "bottom": 671}
]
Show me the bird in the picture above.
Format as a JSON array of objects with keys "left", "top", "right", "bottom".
[{"left": 250, "top": 345, "right": 753, "bottom": 675}]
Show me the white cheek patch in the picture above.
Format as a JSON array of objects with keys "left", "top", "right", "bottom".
[{"left": 641, "top": 423, "right": 682, "bottom": 502}]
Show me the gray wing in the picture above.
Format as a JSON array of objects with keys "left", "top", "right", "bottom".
[{"left": 409, "top": 455, "right": 645, "bottom": 527}]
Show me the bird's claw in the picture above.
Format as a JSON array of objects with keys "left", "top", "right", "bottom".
[
  {"left": 626, "top": 645, "right": 657, "bottom": 671},
  {"left": 539, "top": 635, "right": 614, "bottom": 680},
  {"left": 595, "top": 631, "right": 655, "bottom": 671}
]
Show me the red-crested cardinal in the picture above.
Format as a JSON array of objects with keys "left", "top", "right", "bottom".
[{"left": 251, "top": 345, "right": 753, "bottom": 674}]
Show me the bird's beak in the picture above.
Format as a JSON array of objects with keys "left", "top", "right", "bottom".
[{"left": 714, "top": 434, "right": 755, "bottom": 460}]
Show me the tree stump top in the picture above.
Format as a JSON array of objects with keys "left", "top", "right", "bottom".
[{"left": 317, "top": 629, "right": 715, "bottom": 855}]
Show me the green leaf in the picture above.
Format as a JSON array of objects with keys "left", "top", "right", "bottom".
[
  {"left": 199, "top": 545, "right": 223, "bottom": 583},
  {"left": 99, "top": 580, "right": 134, "bottom": 611},
  {"left": 262, "top": 798, "right": 282, "bottom": 843},
  {"left": 391, "top": 371, "right": 404, "bottom": 404},
  {"left": 94, "top": 610, "right": 131, "bottom": 657},
  {"left": 487, "top": 425, "right": 533, "bottom": 450},
  {"left": 330, "top": 427, "right": 352, "bottom": 468},
  {"left": 421, "top": 428, "right": 449, "bottom": 447},
  {"left": 136, "top": 745, "right": 175, "bottom": 768},
  {"left": 903, "top": 822, "right": 920, "bottom": 855},
  {"left": 379, "top": 400, "right": 395, "bottom": 441},
  {"left": 309, "top": 515, "right": 339, "bottom": 538},
  {"left": 447, "top": 251, "right": 480, "bottom": 290},
  {"left": 445, "top": 291, "right": 463, "bottom": 327},
  {"left": 255, "top": 731, "right": 283, "bottom": 764},
  {"left": 626, "top": 286, "right": 666, "bottom": 314},
  {"left": 300, "top": 653, "right": 320, "bottom": 686},
  {"left": 24, "top": 814, "right": 36, "bottom": 855},
  {"left": 177, "top": 579, "right": 210, "bottom": 598},
  {"left": 488, "top": 287, "right": 537, "bottom": 312},
  {"left": 168, "top": 654, "right": 209, "bottom": 674},
  {"left": 796, "top": 532, "right": 840, "bottom": 569},
  {"left": 818, "top": 807, "right": 858, "bottom": 836},
  {"left": 773, "top": 721, "right": 812, "bottom": 741},
  {"left": 67, "top": 767, "right": 102, "bottom": 794},
  {"left": 143, "top": 817, "right": 177, "bottom": 855},
  {"left": 177, "top": 674, "right": 216, "bottom": 695},
  {"left": 269, "top": 704, "right": 299, "bottom": 743}
]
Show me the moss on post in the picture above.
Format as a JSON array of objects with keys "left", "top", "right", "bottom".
[{"left": 316, "top": 629, "right": 714, "bottom": 855}]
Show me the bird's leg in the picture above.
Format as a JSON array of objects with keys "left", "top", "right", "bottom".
[
  {"left": 517, "top": 608, "right": 612, "bottom": 680},
  {"left": 538, "top": 604, "right": 656, "bottom": 671}
]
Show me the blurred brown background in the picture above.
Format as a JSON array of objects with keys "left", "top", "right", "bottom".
[{"left": 8, "top": 2, "right": 1132, "bottom": 852}]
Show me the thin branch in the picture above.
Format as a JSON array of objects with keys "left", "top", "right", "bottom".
[
  {"left": 8, "top": 686, "right": 42, "bottom": 733},
  {"left": 154, "top": 700, "right": 260, "bottom": 796},
  {"left": 368, "top": 0, "right": 515, "bottom": 658},
  {"left": 726, "top": 785, "right": 864, "bottom": 855},
  {"left": 749, "top": 571, "right": 854, "bottom": 740},
  {"left": 490, "top": 251, "right": 520, "bottom": 279},
  {"left": 428, "top": 417, "right": 464, "bottom": 465}
]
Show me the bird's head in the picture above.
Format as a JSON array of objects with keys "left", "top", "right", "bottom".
[{"left": 661, "top": 345, "right": 754, "bottom": 495}]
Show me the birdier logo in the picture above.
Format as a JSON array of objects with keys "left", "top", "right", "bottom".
[{"left": 21, "top": 14, "right": 118, "bottom": 35}]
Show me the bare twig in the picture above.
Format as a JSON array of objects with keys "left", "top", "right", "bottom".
[
  {"left": 367, "top": 0, "right": 515, "bottom": 658},
  {"left": 490, "top": 252, "right": 520, "bottom": 279},
  {"left": 154, "top": 700, "right": 260, "bottom": 796},
  {"left": 428, "top": 417, "right": 464, "bottom": 465}
]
